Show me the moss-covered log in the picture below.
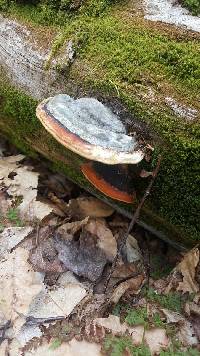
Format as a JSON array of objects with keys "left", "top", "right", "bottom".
[{"left": 0, "top": 10, "right": 199, "bottom": 249}]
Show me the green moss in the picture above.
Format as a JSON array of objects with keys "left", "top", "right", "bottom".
[
  {"left": 181, "top": 0, "right": 200, "bottom": 15},
  {"left": 0, "top": 1, "right": 200, "bottom": 245},
  {"left": 161, "top": 348, "right": 200, "bottom": 356},
  {"left": 104, "top": 336, "right": 151, "bottom": 356},
  {"left": 49, "top": 338, "right": 62, "bottom": 350},
  {"left": 125, "top": 307, "right": 148, "bottom": 326},
  {"left": 146, "top": 288, "right": 183, "bottom": 313},
  {"left": 6, "top": 208, "right": 23, "bottom": 227}
]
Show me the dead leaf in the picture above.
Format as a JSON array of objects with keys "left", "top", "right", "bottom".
[
  {"left": 144, "top": 328, "right": 169, "bottom": 354},
  {"left": 57, "top": 217, "right": 89, "bottom": 240},
  {"left": 28, "top": 284, "right": 87, "bottom": 320},
  {"left": 54, "top": 230, "right": 107, "bottom": 282},
  {"left": 161, "top": 308, "right": 184, "bottom": 323},
  {"left": 123, "top": 234, "right": 142, "bottom": 263},
  {"left": 112, "top": 261, "right": 137, "bottom": 279},
  {"left": 57, "top": 271, "right": 83, "bottom": 286},
  {"left": 0, "top": 247, "right": 44, "bottom": 336},
  {"left": 161, "top": 309, "right": 198, "bottom": 346},
  {"left": 0, "top": 226, "right": 33, "bottom": 260},
  {"left": 176, "top": 248, "right": 199, "bottom": 294},
  {"left": 16, "top": 324, "right": 42, "bottom": 347},
  {"left": 68, "top": 197, "right": 114, "bottom": 219},
  {"left": 0, "top": 154, "right": 24, "bottom": 179},
  {"left": 0, "top": 188, "right": 11, "bottom": 216},
  {"left": 0, "top": 340, "right": 9, "bottom": 355},
  {"left": 95, "top": 315, "right": 169, "bottom": 354},
  {"left": 95, "top": 314, "right": 144, "bottom": 345},
  {"left": 190, "top": 314, "right": 200, "bottom": 342},
  {"left": 185, "top": 301, "right": 200, "bottom": 317},
  {"left": 178, "top": 320, "right": 198, "bottom": 346},
  {"left": 84, "top": 218, "right": 117, "bottom": 262},
  {"left": 110, "top": 274, "right": 145, "bottom": 304},
  {"left": 29, "top": 239, "right": 66, "bottom": 273},
  {"left": 1, "top": 157, "right": 53, "bottom": 221},
  {"left": 25, "top": 339, "right": 102, "bottom": 356},
  {"left": 95, "top": 314, "right": 127, "bottom": 334},
  {"left": 139, "top": 169, "right": 153, "bottom": 178},
  {"left": 128, "top": 325, "right": 144, "bottom": 345}
]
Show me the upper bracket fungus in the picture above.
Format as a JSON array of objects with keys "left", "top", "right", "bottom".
[{"left": 36, "top": 94, "right": 146, "bottom": 203}]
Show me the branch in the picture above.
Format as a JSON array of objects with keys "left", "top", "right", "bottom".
[{"left": 104, "top": 154, "right": 162, "bottom": 293}]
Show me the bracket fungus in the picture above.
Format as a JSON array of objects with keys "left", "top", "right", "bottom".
[{"left": 36, "top": 94, "right": 146, "bottom": 203}]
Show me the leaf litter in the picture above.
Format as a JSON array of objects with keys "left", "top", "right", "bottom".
[{"left": 0, "top": 141, "right": 200, "bottom": 355}]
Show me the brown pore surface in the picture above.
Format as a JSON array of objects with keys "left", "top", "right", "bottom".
[{"left": 81, "top": 162, "right": 135, "bottom": 204}]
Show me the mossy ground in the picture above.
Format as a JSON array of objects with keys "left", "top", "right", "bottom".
[{"left": 0, "top": 0, "right": 200, "bottom": 245}]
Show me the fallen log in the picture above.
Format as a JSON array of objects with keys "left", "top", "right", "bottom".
[{"left": 0, "top": 15, "right": 199, "bottom": 249}]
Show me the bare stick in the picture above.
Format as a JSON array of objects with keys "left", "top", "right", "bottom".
[{"left": 104, "top": 155, "right": 162, "bottom": 293}]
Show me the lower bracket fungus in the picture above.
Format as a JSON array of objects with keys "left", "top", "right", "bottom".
[{"left": 36, "top": 94, "right": 147, "bottom": 203}]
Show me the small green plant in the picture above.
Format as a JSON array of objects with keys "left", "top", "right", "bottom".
[
  {"left": 153, "top": 312, "right": 166, "bottom": 328},
  {"left": 49, "top": 338, "right": 62, "bottom": 350},
  {"left": 146, "top": 288, "right": 183, "bottom": 313},
  {"left": 7, "top": 208, "right": 22, "bottom": 227},
  {"left": 104, "top": 336, "right": 151, "bottom": 356},
  {"left": 160, "top": 347, "right": 200, "bottom": 355},
  {"left": 125, "top": 307, "right": 147, "bottom": 326}
]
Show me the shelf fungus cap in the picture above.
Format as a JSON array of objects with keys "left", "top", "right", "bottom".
[{"left": 36, "top": 94, "right": 145, "bottom": 165}]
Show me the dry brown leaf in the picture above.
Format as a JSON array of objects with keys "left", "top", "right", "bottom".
[
  {"left": 29, "top": 239, "right": 66, "bottom": 273},
  {"left": 0, "top": 247, "right": 44, "bottom": 336},
  {"left": 0, "top": 154, "right": 25, "bottom": 179},
  {"left": 54, "top": 230, "right": 107, "bottom": 281},
  {"left": 57, "top": 271, "right": 83, "bottom": 286},
  {"left": 112, "top": 261, "right": 137, "bottom": 279},
  {"left": 128, "top": 325, "right": 144, "bottom": 345},
  {"left": 28, "top": 284, "right": 87, "bottom": 319},
  {"left": 95, "top": 315, "right": 169, "bottom": 354},
  {"left": 161, "top": 309, "right": 198, "bottom": 346},
  {"left": 57, "top": 217, "right": 89, "bottom": 240},
  {"left": 123, "top": 235, "right": 142, "bottom": 263},
  {"left": 95, "top": 314, "right": 144, "bottom": 345},
  {"left": 95, "top": 314, "right": 127, "bottom": 334},
  {"left": 0, "top": 188, "right": 11, "bottom": 216},
  {"left": 190, "top": 314, "right": 200, "bottom": 342},
  {"left": 16, "top": 324, "right": 42, "bottom": 347},
  {"left": 145, "top": 328, "right": 169, "bottom": 354},
  {"left": 110, "top": 274, "right": 145, "bottom": 304},
  {"left": 161, "top": 308, "right": 184, "bottom": 323},
  {"left": 176, "top": 248, "right": 199, "bottom": 294},
  {"left": 0, "top": 339, "right": 9, "bottom": 355},
  {"left": 84, "top": 218, "right": 117, "bottom": 261},
  {"left": 0, "top": 226, "right": 33, "bottom": 260},
  {"left": 1, "top": 157, "right": 53, "bottom": 221},
  {"left": 25, "top": 339, "right": 103, "bottom": 356},
  {"left": 68, "top": 197, "right": 114, "bottom": 219},
  {"left": 139, "top": 169, "right": 153, "bottom": 178},
  {"left": 185, "top": 301, "right": 200, "bottom": 317},
  {"left": 178, "top": 320, "right": 198, "bottom": 346}
]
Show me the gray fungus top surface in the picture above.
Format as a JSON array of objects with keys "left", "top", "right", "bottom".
[{"left": 46, "top": 94, "right": 139, "bottom": 153}]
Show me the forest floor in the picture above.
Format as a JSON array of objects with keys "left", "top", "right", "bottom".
[
  {"left": 0, "top": 137, "right": 199, "bottom": 356},
  {"left": 0, "top": 0, "right": 200, "bottom": 354}
]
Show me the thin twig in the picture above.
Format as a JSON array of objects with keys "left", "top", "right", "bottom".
[{"left": 104, "top": 154, "right": 162, "bottom": 293}]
